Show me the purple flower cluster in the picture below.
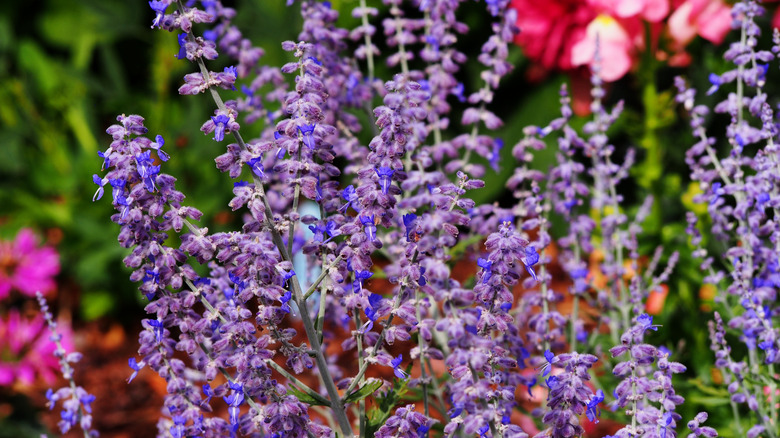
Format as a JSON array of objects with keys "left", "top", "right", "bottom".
[
  {"left": 535, "top": 351, "right": 601, "bottom": 437},
  {"left": 678, "top": 1, "right": 780, "bottom": 436},
  {"left": 82, "top": 0, "right": 778, "bottom": 436},
  {"left": 608, "top": 314, "right": 686, "bottom": 438}
]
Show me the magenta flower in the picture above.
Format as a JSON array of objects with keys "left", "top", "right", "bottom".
[
  {"left": 0, "top": 228, "right": 60, "bottom": 300},
  {"left": 0, "top": 309, "right": 73, "bottom": 386}
]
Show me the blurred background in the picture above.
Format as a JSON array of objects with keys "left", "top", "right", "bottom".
[{"left": 0, "top": 0, "right": 776, "bottom": 436}]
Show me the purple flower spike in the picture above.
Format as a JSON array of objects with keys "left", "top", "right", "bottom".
[
  {"left": 298, "top": 124, "right": 316, "bottom": 149},
  {"left": 211, "top": 114, "right": 230, "bottom": 142},
  {"left": 148, "top": 0, "right": 167, "bottom": 29},
  {"left": 376, "top": 166, "right": 395, "bottom": 194}
]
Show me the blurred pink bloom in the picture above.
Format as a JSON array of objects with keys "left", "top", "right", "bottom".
[
  {"left": 668, "top": 0, "right": 732, "bottom": 46},
  {"left": 595, "top": 0, "right": 670, "bottom": 22},
  {"left": 571, "top": 14, "right": 636, "bottom": 82},
  {"left": 0, "top": 228, "right": 60, "bottom": 300},
  {"left": 510, "top": 0, "right": 597, "bottom": 72},
  {"left": 0, "top": 309, "right": 72, "bottom": 386}
]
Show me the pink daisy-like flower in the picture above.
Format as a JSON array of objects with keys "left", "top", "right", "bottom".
[
  {"left": 0, "top": 309, "right": 73, "bottom": 386},
  {"left": 0, "top": 228, "right": 60, "bottom": 300}
]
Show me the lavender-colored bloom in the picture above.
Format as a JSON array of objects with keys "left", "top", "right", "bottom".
[
  {"left": 391, "top": 354, "right": 407, "bottom": 379},
  {"left": 92, "top": 174, "right": 105, "bottom": 201},
  {"left": 523, "top": 245, "right": 539, "bottom": 281},
  {"left": 298, "top": 123, "right": 316, "bottom": 149},
  {"left": 149, "top": 0, "right": 167, "bottom": 28},
  {"left": 247, "top": 156, "right": 265, "bottom": 178},
  {"left": 375, "top": 404, "right": 435, "bottom": 438},
  {"left": 176, "top": 33, "right": 187, "bottom": 60},
  {"left": 539, "top": 349, "right": 555, "bottom": 377},
  {"left": 537, "top": 351, "right": 599, "bottom": 437},
  {"left": 37, "top": 293, "right": 99, "bottom": 437},
  {"left": 488, "top": 138, "right": 503, "bottom": 171},
  {"left": 477, "top": 257, "right": 492, "bottom": 284},
  {"left": 687, "top": 412, "right": 719, "bottom": 437},
  {"left": 127, "top": 357, "right": 144, "bottom": 383},
  {"left": 211, "top": 114, "right": 230, "bottom": 141},
  {"left": 341, "top": 185, "right": 358, "bottom": 212},
  {"left": 360, "top": 214, "right": 378, "bottom": 242},
  {"left": 375, "top": 166, "right": 394, "bottom": 194},
  {"left": 135, "top": 150, "right": 161, "bottom": 192},
  {"left": 353, "top": 269, "right": 373, "bottom": 292},
  {"left": 586, "top": 389, "right": 604, "bottom": 423},
  {"left": 279, "top": 290, "right": 292, "bottom": 313},
  {"left": 151, "top": 134, "right": 169, "bottom": 161},
  {"left": 402, "top": 213, "right": 418, "bottom": 242}
]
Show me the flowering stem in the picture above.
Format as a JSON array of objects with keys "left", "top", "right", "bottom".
[
  {"left": 415, "top": 288, "right": 430, "bottom": 426},
  {"left": 342, "top": 288, "right": 405, "bottom": 397},
  {"left": 390, "top": 5, "right": 409, "bottom": 76},
  {"left": 468, "top": 364, "right": 498, "bottom": 436},
  {"left": 305, "top": 255, "right": 343, "bottom": 300},
  {"left": 353, "top": 312, "right": 367, "bottom": 437},
  {"left": 424, "top": 357, "right": 448, "bottom": 415},
  {"left": 38, "top": 293, "right": 92, "bottom": 438},
  {"left": 570, "top": 294, "right": 579, "bottom": 352},
  {"left": 199, "top": 75, "right": 355, "bottom": 438},
  {"left": 359, "top": 0, "right": 375, "bottom": 83},
  {"left": 265, "top": 359, "right": 331, "bottom": 406},
  {"left": 183, "top": 47, "right": 354, "bottom": 435}
]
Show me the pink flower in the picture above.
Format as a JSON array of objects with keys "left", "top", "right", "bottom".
[
  {"left": 595, "top": 0, "right": 670, "bottom": 22},
  {"left": 571, "top": 14, "right": 637, "bottom": 82},
  {"left": 0, "top": 309, "right": 72, "bottom": 386},
  {"left": 510, "top": 0, "right": 597, "bottom": 73},
  {"left": 0, "top": 229, "right": 60, "bottom": 300},
  {"left": 668, "top": 0, "right": 732, "bottom": 46}
]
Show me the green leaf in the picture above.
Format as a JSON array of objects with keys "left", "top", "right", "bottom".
[
  {"left": 286, "top": 386, "right": 330, "bottom": 407},
  {"left": 343, "top": 378, "right": 383, "bottom": 404},
  {"left": 80, "top": 290, "right": 115, "bottom": 320},
  {"left": 367, "top": 377, "right": 410, "bottom": 434}
]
